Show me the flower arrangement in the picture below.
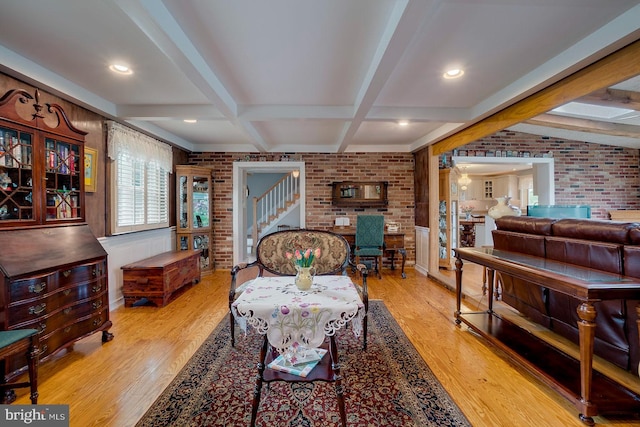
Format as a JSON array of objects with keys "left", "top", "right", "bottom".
[
  {"left": 286, "top": 248, "right": 321, "bottom": 268},
  {"left": 460, "top": 205, "right": 474, "bottom": 215}
]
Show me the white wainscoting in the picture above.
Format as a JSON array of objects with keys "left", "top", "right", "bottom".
[
  {"left": 99, "top": 227, "right": 176, "bottom": 310},
  {"left": 414, "top": 226, "right": 429, "bottom": 276}
]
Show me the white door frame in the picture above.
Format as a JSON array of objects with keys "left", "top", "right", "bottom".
[{"left": 232, "top": 161, "right": 306, "bottom": 266}]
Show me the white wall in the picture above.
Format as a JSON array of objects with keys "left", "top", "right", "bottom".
[{"left": 99, "top": 227, "right": 175, "bottom": 310}]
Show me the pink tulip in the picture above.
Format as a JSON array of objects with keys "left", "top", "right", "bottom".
[
  {"left": 285, "top": 252, "right": 293, "bottom": 260},
  {"left": 314, "top": 248, "right": 321, "bottom": 258}
]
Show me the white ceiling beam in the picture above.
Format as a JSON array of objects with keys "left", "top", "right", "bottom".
[
  {"left": 239, "top": 105, "right": 354, "bottom": 121},
  {"left": 335, "top": 0, "right": 440, "bottom": 152},
  {"left": 115, "top": 0, "right": 269, "bottom": 152},
  {"left": 117, "top": 104, "right": 224, "bottom": 120}
]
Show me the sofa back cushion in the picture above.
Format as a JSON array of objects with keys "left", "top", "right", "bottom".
[
  {"left": 551, "top": 218, "right": 635, "bottom": 244},
  {"left": 492, "top": 230, "right": 546, "bottom": 257},
  {"left": 495, "top": 216, "right": 556, "bottom": 235},
  {"left": 256, "top": 229, "right": 350, "bottom": 275},
  {"left": 545, "top": 236, "right": 623, "bottom": 274}
]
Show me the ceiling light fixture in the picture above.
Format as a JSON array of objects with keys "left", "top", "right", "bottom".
[
  {"left": 443, "top": 68, "right": 464, "bottom": 79},
  {"left": 184, "top": 119, "right": 197, "bottom": 123},
  {"left": 398, "top": 120, "right": 409, "bottom": 126},
  {"left": 109, "top": 63, "right": 133, "bottom": 75},
  {"left": 458, "top": 166, "right": 471, "bottom": 191},
  {"left": 292, "top": 170, "right": 300, "bottom": 178}
]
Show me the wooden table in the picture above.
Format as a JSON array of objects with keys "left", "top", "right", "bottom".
[
  {"left": 232, "top": 275, "right": 364, "bottom": 427},
  {"left": 454, "top": 247, "right": 640, "bottom": 426},
  {"left": 333, "top": 227, "right": 406, "bottom": 278}
]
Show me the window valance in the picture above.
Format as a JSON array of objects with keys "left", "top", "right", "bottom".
[{"left": 106, "top": 121, "right": 173, "bottom": 171}]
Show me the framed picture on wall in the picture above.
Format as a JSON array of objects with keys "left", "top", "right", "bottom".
[{"left": 84, "top": 147, "right": 97, "bottom": 192}]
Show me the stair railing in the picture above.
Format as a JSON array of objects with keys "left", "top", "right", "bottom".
[{"left": 252, "top": 172, "right": 299, "bottom": 245}]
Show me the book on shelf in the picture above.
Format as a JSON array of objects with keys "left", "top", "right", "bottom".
[{"left": 267, "top": 347, "right": 327, "bottom": 378}]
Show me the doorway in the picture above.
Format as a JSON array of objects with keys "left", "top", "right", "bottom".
[{"left": 232, "top": 161, "right": 306, "bottom": 265}]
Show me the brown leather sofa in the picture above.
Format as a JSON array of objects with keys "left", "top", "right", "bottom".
[{"left": 492, "top": 216, "right": 640, "bottom": 374}]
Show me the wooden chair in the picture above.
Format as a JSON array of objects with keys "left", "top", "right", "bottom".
[
  {"left": 354, "top": 215, "right": 385, "bottom": 279},
  {"left": 230, "top": 228, "right": 369, "bottom": 348},
  {"left": 0, "top": 329, "right": 39, "bottom": 404}
]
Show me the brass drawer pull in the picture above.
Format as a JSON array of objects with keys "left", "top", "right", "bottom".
[
  {"left": 29, "top": 282, "right": 46, "bottom": 294},
  {"left": 63, "top": 270, "right": 71, "bottom": 277},
  {"left": 93, "top": 300, "right": 103, "bottom": 309},
  {"left": 92, "top": 284, "right": 102, "bottom": 293},
  {"left": 93, "top": 317, "right": 103, "bottom": 326},
  {"left": 64, "top": 327, "right": 71, "bottom": 333},
  {"left": 38, "top": 323, "right": 46, "bottom": 332},
  {"left": 63, "top": 308, "right": 71, "bottom": 315},
  {"left": 29, "top": 303, "right": 46, "bottom": 315},
  {"left": 64, "top": 289, "right": 71, "bottom": 296}
]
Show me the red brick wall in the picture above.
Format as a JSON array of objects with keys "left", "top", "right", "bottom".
[
  {"left": 451, "top": 130, "right": 640, "bottom": 219},
  {"left": 189, "top": 152, "right": 415, "bottom": 269}
]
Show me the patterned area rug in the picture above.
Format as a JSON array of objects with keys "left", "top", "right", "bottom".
[{"left": 136, "top": 300, "right": 470, "bottom": 426}]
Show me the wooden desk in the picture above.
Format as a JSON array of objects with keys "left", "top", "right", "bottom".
[
  {"left": 454, "top": 247, "right": 640, "bottom": 425},
  {"left": 333, "top": 227, "right": 406, "bottom": 278}
]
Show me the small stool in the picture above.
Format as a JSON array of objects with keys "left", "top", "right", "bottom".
[{"left": 0, "top": 329, "right": 39, "bottom": 404}]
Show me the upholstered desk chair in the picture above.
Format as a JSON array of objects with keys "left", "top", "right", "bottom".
[
  {"left": 354, "top": 215, "right": 385, "bottom": 279},
  {"left": 0, "top": 329, "right": 39, "bottom": 404}
]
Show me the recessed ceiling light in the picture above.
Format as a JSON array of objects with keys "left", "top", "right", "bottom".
[
  {"left": 109, "top": 63, "right": 133, "bottom": 75},
  {"left": 443, "top": 68, "right": 464, "bottom": 79},
  {"left": 183, "top": 119, "right": 197, "bottom": 123},
  {"left": 398, "top": 120, "right": 409, "bottom": 126}
]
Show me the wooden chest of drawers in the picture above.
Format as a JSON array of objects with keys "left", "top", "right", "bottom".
[
  {"left": 0, "top": 225, "right": 113, "bottom": 382},
  {"left": 121, "top": 250, "right": 201, "bottom": 307}
]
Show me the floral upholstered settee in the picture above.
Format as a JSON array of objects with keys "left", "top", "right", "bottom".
[{"left": 229, "top": 229, "right": 368, "bottom": 347}]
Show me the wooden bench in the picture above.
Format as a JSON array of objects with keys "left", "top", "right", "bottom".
[{"left": 121, "top": 250, "right": 201, "bottom": 307}]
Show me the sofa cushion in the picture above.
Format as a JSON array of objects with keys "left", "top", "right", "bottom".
[
  {"left": 551, "top": 218, "right": 635, "bottom": 244},
  {"left": 495, "top": 216, "right": 556, "bottom": 235},
  {"left": 629, "top": 227, "right": 640, "bottom": 245},
  {"left": 545, "top": 236, "right": 623, "bottom": 274},
  {"left": 547, "top": 293, "right": 630, "bottom": 371},
  {"left": 492, "top": 230, "right": 546, "bottom": 257},
  {"left": 624, "top": 246, "right": 640, "bottom": 278}
]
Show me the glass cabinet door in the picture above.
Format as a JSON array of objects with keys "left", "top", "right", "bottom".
[
  {"left": 178, "top": 175, "right": 188, "bottom": 230},
  {"left": 44, "top": 137, "right": 82, "bottom": 221},
  {"left": 0, "top": 127, "right": 34, "bottom": 222},
  {"left": 192, "top": 176, "right": 209, "bottom": 229}
]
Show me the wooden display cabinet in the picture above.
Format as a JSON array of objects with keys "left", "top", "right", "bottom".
[
  {"left": 438, "top": 169, "right": 459, "bottom": 269},
  {"left": 176, "top": 165, "right": 214, "bottom": 273},
  {"left": 0, "top": 89, "right": 86, "bottom": 226},
  {"left": 331, "top": 181, "right": 388, "bottom": 207}
]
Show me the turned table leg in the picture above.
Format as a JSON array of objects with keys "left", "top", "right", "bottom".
[{"left": 576, "top": 302, "right": 597, "bottom": 426}]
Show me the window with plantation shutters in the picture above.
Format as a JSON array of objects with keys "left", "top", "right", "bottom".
[{"left": 107, "top": 121, "right": 172, "bottom": 235}]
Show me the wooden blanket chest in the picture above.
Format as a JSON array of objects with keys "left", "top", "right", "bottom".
[{"left": 121, "top": 250, "right": 200, "bottom": 307}]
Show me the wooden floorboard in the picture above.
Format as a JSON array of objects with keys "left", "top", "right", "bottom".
[{"left": 13, "top": 267, "right": 640, "bottom": 427}]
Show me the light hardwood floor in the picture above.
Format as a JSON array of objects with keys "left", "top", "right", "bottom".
[{"left": 13, "top": 267, "right": 640, "bottom": 427}]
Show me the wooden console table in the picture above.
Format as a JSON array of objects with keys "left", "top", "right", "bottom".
[
  {"left": 333, "top": 228, "right": 406, "bottom": 278},
  {"left": 454, "top": 247, "right": 640, "bottom": 425}
]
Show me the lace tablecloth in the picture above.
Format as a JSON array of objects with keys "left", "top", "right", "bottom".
[{"left": 231, "top": 275, "right": 364, "bottom": 353}]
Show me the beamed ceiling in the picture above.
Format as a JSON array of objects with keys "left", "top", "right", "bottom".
[{"left": 0, "top": 0, "right": 639, "bottom": 153}]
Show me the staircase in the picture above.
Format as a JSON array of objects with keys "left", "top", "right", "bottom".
[{"left": 249, "top": 172, "right": 300, "bottom": 252}]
